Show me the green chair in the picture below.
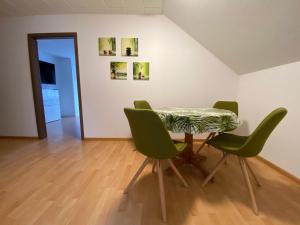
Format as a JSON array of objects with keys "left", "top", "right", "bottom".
[
  {"left": 124, "top": 108, "right": 188, "bottom": 222},
  {"left": 202, "top": 107, "right": 287, "bottom": 215},
  {"left": 133, "top": 100, "right": 152, "bottom": 109},
  {"left": 213, "top": 101, "right": 238, "bottom": 116},
  {"left": 133, "top": 100, "right": 166, "bottom": 173},
  {"left": 196, "top": 101, "right": 239, "bottom": 154}
]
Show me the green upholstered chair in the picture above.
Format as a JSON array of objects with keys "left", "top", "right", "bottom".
[
  {"left": 133, "top": 100, "right": 152, "bottom": 109},
  {"left": 213, "top": 101, "right": 238, "bottom": 116},
  {"left": 133, "top": 100, "right": 174, "bottom": 174},
  {"left": 202, "top": 107, "right": 287, "bottom": 215},
  {"left": 123, "top": 108, "right": 188, "bottom": 222},
  {"left": 197, "top": 101, "right": 239, "bottom": 154}
]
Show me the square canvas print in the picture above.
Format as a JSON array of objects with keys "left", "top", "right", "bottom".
[
  {"left": 121, "top": 38, "right": 138, "bottom": 56},
  {"left": 133, "top": 62, "right": 149, "bottom": 80},
  {"left": 99, "top": 37, "right": 116, "bottom": 56},
  {"left": 110, "top": 62, "right": 127, "bottom": 80}
]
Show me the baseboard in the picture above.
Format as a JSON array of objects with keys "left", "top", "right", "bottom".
[
  {"left": 0, "top": 136, "right": 204, "bottom": 142},
  {"left": 0, "top": 136, "right": 39, "bottom": 140},
  {"left": 84, "top": 137, "right": 132, "bottom": 141},
  {"left": 1, "top": 136, "right": 297, "bottom": 184},
  {"left": 256, "top": 156, "right": 300, "bottom": 185},
  {"left": 83, "top": 137, "right": 206, "bottom": 142}
]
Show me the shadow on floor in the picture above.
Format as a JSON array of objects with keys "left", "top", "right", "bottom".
[{"left": 105, "top": 147, "right": 300, "bottom": 225}]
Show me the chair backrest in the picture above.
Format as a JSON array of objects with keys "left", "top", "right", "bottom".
[
  {"left": 124, "top": 108, "right": 178, "bottom": 159},
  {"left": 240, "top": 107, "right": 287, "bottom": 157},
  {"left": 213, "top": 101, "right": 238, "bottom": 116},
  {"left": 134, "top": 100, "right": 152, "bottom": 109}
]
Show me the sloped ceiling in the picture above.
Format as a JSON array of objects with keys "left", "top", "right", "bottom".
[
  {"left": 1, "top": 0, "right": 299, "bottom": 74},
  {"left": 163, "top": 0, "right": 300, "bottom": 74},
  {"left": 0, "top": 0, "right": 162, "bottom": 16}
]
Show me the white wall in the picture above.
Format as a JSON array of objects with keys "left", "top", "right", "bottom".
[
  {"left": 0, "top": 14, "right": 238, "bottom": 138},
  {"left": 55, "top": 57, "right": 76, "bottom": 117},
  {"left": 38, "top": 50, "right": 76, "bottom": 117},
  {"left": 70, "top": 56, "right": 80, "bottom": 116},
  {"left": 237, "top": 61, "right": 300, "bottom": 178}
]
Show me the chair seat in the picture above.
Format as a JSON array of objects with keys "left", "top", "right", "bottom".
[
  {"left": 173, "top": 140, "right": 187, "bottom": 152},
  {"left": 207, "top": 133, "right": 248, "bottom": 154},
  {"left": 223, "top": 127, "right": 235, "bottom": 132}
]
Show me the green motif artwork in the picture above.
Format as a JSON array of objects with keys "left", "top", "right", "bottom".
[
  {"left": 121, "top": 38, "right": 138, "bottom": 56},
  {"left": 110, "top": 62, "right": 127, "bottom": 80},
  {"left": 99, "top": 37, "right": 116, "bottom": 56},
  {"left": 155, "top": 108, "right": 240, "bottom": 134},
  {"left": 133, "top": 62, "right": 149, "bottom": 80}
]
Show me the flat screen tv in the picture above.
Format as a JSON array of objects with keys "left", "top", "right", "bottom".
[{"left": 39, "top": 60, "right": 56, "bottom": 84}]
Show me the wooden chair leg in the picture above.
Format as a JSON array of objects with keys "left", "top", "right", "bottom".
[
  {"left": 239, "top": 157, "right": 259, "bottom": 215},
  {"left": 207, "top": 132, "right": 216, "bottom": 149},
  {"left": 157, "top": 160, "right": 167, "bottom": 222},
  {"left": 124, "top": 157, "right": 151, "bottom": 194},
  {"left": 196, "top": 132, "right": 214, "bottom": 154},
  {"left": 245, "top": 159, "right": 261, "bottom": 187},
  {"left": 167, "top": 159, "right": 188, "bottom": 187},
  {"left": 152, "top": 160, "right": 157, "bottom": 174},
  {"left": 202, "top": 153, "right": 229, "bottom": 187}
]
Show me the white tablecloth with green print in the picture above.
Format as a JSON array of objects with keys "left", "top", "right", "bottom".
[{"left": 154, "top": 107, "right": 240, "bottom": 135}]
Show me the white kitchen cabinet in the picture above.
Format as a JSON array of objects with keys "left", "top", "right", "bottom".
[{"left": 42, "top": 88, "right": 61, "bottom": 123}]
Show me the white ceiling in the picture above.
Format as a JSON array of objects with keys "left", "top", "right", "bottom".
[
  {"left": 164, "top": 0, "right": 300, "bottom": 74},
  {"left": 0, "top": 0, "right": 162, "bottom": 16}
]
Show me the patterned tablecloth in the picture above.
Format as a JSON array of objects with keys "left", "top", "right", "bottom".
[{"left": 154, "top": 107, "right": 240, "bottom": 135}]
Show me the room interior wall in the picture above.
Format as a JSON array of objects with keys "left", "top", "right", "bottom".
[
  {"left": 0, "top": 14, "right": 297, "bottom": 178},
  {"left": 54, "top": 57, "right": 76, "bottom": 117},
  {"left": 0, "top": 14, "right": 238, "bottom": 138},
  {"left": 38, "top": 39, "right": 79, "bottom": 117},
  {"left": 70, "top": 56, "right": 80, "bottom": 117},
  {"left": 38, "top": 50, "right": 76, "bottom": 117},
  {"left": 236, "top": 61, "right": 300, "bottom": 178}
]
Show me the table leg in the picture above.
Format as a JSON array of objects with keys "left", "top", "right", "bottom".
[
  {"left": 177, "top": 133, "right": 210, "bottom": 177},
  {"left": 166, "top": 134, "right": 195, "bottom": 176},
  {"left": 178, "top": 133, "right": 194, "bottom": 163},
  {"left": 181, "top": 133, "right": 206, "bottom": 161},
  {"left": 167, "top": 133, "right": 211, "bottom": 178}
]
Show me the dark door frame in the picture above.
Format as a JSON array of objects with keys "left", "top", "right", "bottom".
[{"left": 28, "top": 32, "right": 84, "bottom": 139}]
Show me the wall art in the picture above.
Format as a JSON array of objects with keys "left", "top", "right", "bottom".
[
  {"left": 133, "top": 62, "right": 149, "bottom": 80},
  {"left": 99, "top": 37, "right": 116, "bottom": 56},
  {"left": 110, "top": 62, "right": 127, "bottom": 80},
  {"left": 121, "top": 38, "right": 138, "bottom": 56}
]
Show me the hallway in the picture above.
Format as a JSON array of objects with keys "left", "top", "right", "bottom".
[{"left": 46, "top": 117, "right": 81, "bottom": 140}]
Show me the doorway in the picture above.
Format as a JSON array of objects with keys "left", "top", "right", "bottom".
[{"left": 28, "top": 33, "right": 84, "bottom": 139}]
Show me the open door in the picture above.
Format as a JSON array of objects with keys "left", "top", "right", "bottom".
[{"left": 28, "top": 32, "right": 84, "bottom": 139}]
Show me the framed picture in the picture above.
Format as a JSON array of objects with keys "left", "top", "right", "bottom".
[
  {"left": 133, "top": 62, "right": 149, "bottom": 80},
  {"left": 110, "top": 62, "right": 127, "bottom": 80},
  {"left": 121, "top": 38, "right": 138, "bottom": 56},
  {"left": 98, "top": 37, "right": 116, "bottom": 56}
]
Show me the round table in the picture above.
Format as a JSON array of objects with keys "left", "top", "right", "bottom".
[{"left": 155, "top": 107, "right": 240, "bottom": 176}]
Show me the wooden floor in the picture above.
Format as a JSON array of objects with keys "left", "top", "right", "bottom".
[{"left": 0, "top": 119, "right": 300, "bottom": 225}]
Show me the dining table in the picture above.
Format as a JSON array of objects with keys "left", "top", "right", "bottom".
[{"left": 154, "top": 107, "right": 240, "bottom": 176}]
